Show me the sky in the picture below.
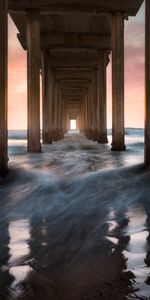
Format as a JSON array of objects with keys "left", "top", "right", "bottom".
[{"left": 8, "top": 2, "right": 145, "bottom": 129}]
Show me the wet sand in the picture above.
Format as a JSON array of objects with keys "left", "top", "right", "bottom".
[{"left": 0, "top": 132, "right": 150, "bottom": 300}]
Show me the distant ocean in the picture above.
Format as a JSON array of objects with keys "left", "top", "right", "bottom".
[{"left": 8, "top": 128, "right": 144, "bottom": 167}]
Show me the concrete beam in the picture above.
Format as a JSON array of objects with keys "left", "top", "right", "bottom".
[
  {"left": 8, "top": 0, "right": 143, "bottom": 16},
  {"left": 17, "top": 32, "right": 111, "bottom": 50},
  {"left": 55, "top": 68, "right": 95, "bottom": 81},
  {"left": 47, "top": 50, "right": 99, "bottom": 68},
  {"left": 58, "top": 82, "right": 91, "bottom": 90}
]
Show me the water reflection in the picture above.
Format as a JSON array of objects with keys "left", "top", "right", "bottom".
[
  {"left": 0, "top": 205, "right": 150, "bottom": 299},
  {"left": 7, "top": 219, "right": 32, "bottom": 297},
  {"left": 123, "top": 207, "right": 150, "bottom": 299},
  {"left": 1, "top": 130, "right": 150, "bottom": 299}
]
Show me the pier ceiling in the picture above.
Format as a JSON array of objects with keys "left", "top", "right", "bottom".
[{"left": 8, "top": 0, "right": 143, "bottom": 15}]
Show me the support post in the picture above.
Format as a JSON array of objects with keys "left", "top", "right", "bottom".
[
  {"left": 53, "top": 79, "right": 59, "bottom": 141},
  {"left": 111, "top": 12, "right": 125, "bottom": 151},
  {"left": 145, "top": 0, "right": 150, "bottom": 167},
  {"left": 27, "top": 9, "right": 41, "bottom": 152},
  {"left": 97, "top": 50, "right": 108, "bottom": 143},
  {"left": 42, "top": 50, "right": 52, "bottom": 144},
  {"left": 0, "top": 0, "right": 8, "bottom": 176}
]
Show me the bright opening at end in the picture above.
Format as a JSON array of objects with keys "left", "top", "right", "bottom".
[{"left": 70, "top": 119, "right": 77, "bottom": 130}]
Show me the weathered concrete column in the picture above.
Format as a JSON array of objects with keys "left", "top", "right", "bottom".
[
  {"left": 61, "top": 95, "right": 66, "bottom": 136},
  {"left": 85, "top": 94, "right": 88, "bottom": 134},
  {"left": 76, "top": 115, "right": 79, "bottom": 130},
  {"left": 80, "top": 95, "right": 84, "bottom": 133},
  {"left": 58, "top": 90, "right": 62, "bottom": 139},
  {"left": 97, "top": 51, "right": 108, "bottom": 143},
  {"left": 0, "top": 0, "right": 8, "bottom": 176},
  {"left": 57, "top": 89, "right": 62, "bottom": 139},
  {"left": 91, "top": 79, "right": 97, "bottom": 140},
  {"left": 53, "top": 79, "right": 59, "bottom": 141},
  {"left": 87, "top": 88, "right": 92, "bottom": 138},
  {"left": 27, "top": 9, "right": 41, "bottom": 152},
  {"left": 61, "top": 94, "right": 66, "bottom": 136},
  {"left": 111, "top": 12, "right": 126, "bottom": 151},
  {"left": 42, "top": 50, "right": 52, "bottom": 144},
  {"left": 145, "top": 0, "right": 150, "bottom": 167},
  {"left": 91, "top": 72, "right": 99, "bottom": 141},
  {"left": 85, "top": 93, "right": 90, "bottom": 136},
  {"left": 66, "top": 114, "right": 70, "bottom": 132}
]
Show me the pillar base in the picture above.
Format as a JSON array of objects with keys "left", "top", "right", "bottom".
[
  {"left": 0, "top": 165, "right": 8, "bottom": 176},
  {"left": 0, "top": 169, "right": 8, "bottom": 177},
  {"left": 27, "top": 141, "right": 41, "bottom": 153},
  {"left": 97, "top": 136, "right": 108, "bottom": 144},
  {"left": 93, "top": 137, "right": 98, "bottom": 142},
  {"left": 52, "top": 135, "right": 58, "bottom": 142},
  {"left": 43, "top": 133, "right": 52, "bottom": 144},
  {"left": 111, "top": 144, "right": 126, "bottom": 151},
  {"left": 0, "top": 155, "right": 9, "bottom": 176},
  {"left": 43, "top": 140, "right": 52, "bottom": 145},
  {"left": 145, "top": 134, "right": 150, "bottom": 167}
]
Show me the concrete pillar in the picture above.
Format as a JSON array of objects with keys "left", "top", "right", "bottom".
[
  {"left": 67, "top": 114, "right": 70, "bottom": 132},
  {"left": 49, "top": 67, "right": 55, "bottom": 140},
  {"left": 61, "top": 94, "right": 66, "bottom": 137},
  {"left": 61, "top": 95, "right": 65, "bottom": 136},
  {"left": 53, "top": 79, "right": 59, "bottom": 141},
  {"left": 92, "top": 71, "right": 99, "bottom": 141},
  {"left": 85, "top": 94, "right": 88, "bottom": 134},
  {"left": 97, "top": 51, "right": 108, "bottom": 144},
  {"left": 57, "top": 90, "right": 62, "bottom": 139},
  {"left": 42, "top": 50, "right": 52, "bottom": 144},
  {"left": 0, "top": 0, "right": 8, "bottom": 176},
  {"left": 111, "top": 12, "right": 125, "bottom": 151},
  {"left": 145, "top": 0, "right": 150, "bottom": 167},
  {"left": 76, "top": 115, "right": 79, "bottom": 130},
  {"left": 87, "top": 88, "right": 92, "bottom": 138},
  {"left": 79, "top": 103, "right": 83, "bottom": 133},
  {"left": 89, "top": 85, "right": 95, "bottom": 139},
  {"left": 27, "top": 9, "right": 41, "bottom": 152},
  {"left": 85, "top": 93, "right": 89, "bottom": 136}
]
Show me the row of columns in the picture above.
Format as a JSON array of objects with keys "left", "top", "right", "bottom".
[
  {"left": 81, "top": 12, "right": 125, "bottom": 149},
  {"left": 79, "top": 51, "right": 108, "bottom": 144},
  {"left": 0, "top": 1, "right": 149, "bottom": 176},
  {"left": 42, "top": 67, "right": 67, "bottom": 144}
]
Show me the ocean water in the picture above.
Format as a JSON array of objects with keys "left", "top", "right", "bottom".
[{"left": 0, "top": 129, "right": 150, "bottom": 300}]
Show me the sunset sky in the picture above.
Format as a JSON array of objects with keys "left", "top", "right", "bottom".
[{"left": 8, "top": 2, "right": 145, "bottom": 130}]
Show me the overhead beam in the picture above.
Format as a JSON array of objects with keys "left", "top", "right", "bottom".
[
  {"left": 8, "top": 0, "right": 143, "bottom": 16},
  {"left": 50, "top": 51, "right": 98, "bottom": 68},
  {"left": 17, "top": 32, "right": 111, "bottom": 50},
  {"left": 55, "top": 69, "right": 95, "bottom": 81},
  {"left": 59, "top": 83, "right": 90, "bottom": 89}
]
